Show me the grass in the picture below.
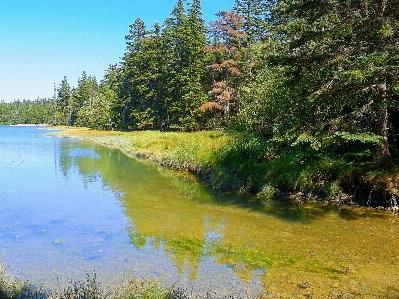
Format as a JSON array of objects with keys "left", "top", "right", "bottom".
[
  {"left": 0, "top": 263, "right": 267, "bottom": 299},
  {"left": 49, "top": 128, "right": 233, "bottom": 172},
  {"left": 49, "top": 127, "right": 399, "bottom": 208}
]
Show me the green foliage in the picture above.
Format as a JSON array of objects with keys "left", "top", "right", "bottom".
[
  {"left": 197, "top": 131, "right": 377, "bottom": 198},
  {"left": 114, "top": 0, "right": 208, "bottom": 131},
  {"left": 56, "top": 76, "right": 74, "bottom": 125},
  {"left": 268, "top": 0, "right": 399, "bottom": 165},
  {"left": 233, "top": 0, "right": 271, "bottom": 44},
  {"left": 330, "top": 131, "right": 385, "bottom": 145},
  {"left": 0, "top": 99, "right": 55, "bottom": 125},
  {"left": 291, "top": 132, "right": 322, "bottom": 150},
  {"left": 73, "top": 72, "right": 99, "bottom": 126},
  {"left": 257, "top": 185, "right": 279, "bottom": 201},
  {"left": 76, "top": 85, "right": 114, "bottom": 130}
]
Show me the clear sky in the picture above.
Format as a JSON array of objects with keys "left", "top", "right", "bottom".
[{"left": 0, "top": 0, "right": 235, "bottom": 102}]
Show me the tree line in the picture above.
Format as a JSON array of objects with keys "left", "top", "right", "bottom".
[
  {"left": 0, "top": 98, "right": 55, "bottom": 125},
  {"left": 1, "top": 0, "right": 398, "bottom": 167}
]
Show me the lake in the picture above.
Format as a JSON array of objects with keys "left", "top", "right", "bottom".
[{"left": 0, "top": 125, "right": 399, "bottom": 297}]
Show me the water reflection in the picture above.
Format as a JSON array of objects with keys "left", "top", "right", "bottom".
[
  {"left": 58, "top": 141, "right": 265, "bottom": 293},
  {"left": 0, "top": 128, "right": 165, "bottom": 288},
  {"left": 58, "top": 139, "right": 399, "bottom": 297},
  {"left": 2, "top": 127, "right": 399, "bottom": 297}
]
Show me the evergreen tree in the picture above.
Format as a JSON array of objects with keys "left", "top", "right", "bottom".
[
  {"left": 101, "top": 64, "right": 120, "bottom": 127},
  {"left": 117, "top": 18, "right": 149, "bottom": 128},
  {"left": 102, "top": 64, "right": 119, "bottom": 91},
  {"left": 232, "top": 0, "right": 271, "bottom": 44},
  {"left": 77, "top": 85, "right": 114, "bottom": 130},
  {"left": 204, "top": 10, "right": 247, "bottom": 127},
  {"left": 178, "top": 0, "right": 208, "bottom": 130},
  {"left": 161, "top": 0, "right": 188, "bottom": 130},
  {"left": 270, "top": 0, "right": 399, "bottom": 166},
  {"left": 0, "top": 98, "right": 56, "bottom": 125},
  {"left": 125, "top": 18, "right": 147, "bottom": 52},
  {"left": 157, "top": 0, "right": 208, "bottom": 131},
  {"left": 73, "top": 72, "right": 98, "bottom": 126},
  {"left": 118, "top": 19, "right": 167, "bottom": 130},
  {"left": 132, "top": 22, "right": 167, "bottom": 130},
  {"left": 56, "top": 76, "right": 73, "bottom": 125}
]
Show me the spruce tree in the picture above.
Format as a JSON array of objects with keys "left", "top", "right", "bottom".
[
  {"left": 161, "top": 0, "right": 208, "bottom": 131},
  {"left": 117, "top": 18, "right": 149, "bottom": 128},
  {"left": 56, "top": 76, "right": 73, "bottom": 125},
  {"left": 271, "top": 0, "right": 399, "bottom": 166},
  {"left": 73, "top": 72, "right": 98, "bottom": 126},
  {"left": 205, "top": 10, "right": 247, "bottom": 127},
  {"left": 233, "top": 0, "right": 271, "bottom": 44}
]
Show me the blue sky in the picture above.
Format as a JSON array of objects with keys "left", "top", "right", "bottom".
[{"left": 0, "top": 0, "right": 235, "bottom": 102}]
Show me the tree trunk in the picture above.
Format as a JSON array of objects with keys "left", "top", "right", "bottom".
[{"left": 376, "top": 81, "right": 391, "bottom": 167}]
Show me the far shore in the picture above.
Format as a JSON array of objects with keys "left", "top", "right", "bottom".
[{"left": 10, "top": 123, "right": 53, "bottom": 127}]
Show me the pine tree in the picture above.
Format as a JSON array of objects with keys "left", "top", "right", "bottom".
[
  {"left": 73, "top": 72, "right": 98, "bottom": 126},
  {"left": 56, "top": 76, "right": 73, "bottom": 125},
  {"left": 233, "top": 0, "right": 271, "bottom": 44},
  {"left": 204, "top": 10, "right": 247, "bottom": 127},
  {"left": 160, "top": 0, "right": 208, "bottom": 131},
  {"left": 77, "top": 85, "right": 114, "bottom": 130},
  {"left": 133, "top": 22, "right": 167, "bottom": 130},
  {"left": 117, "top": 18, "right": 149, "bottom": 128},
  {"left": 161, "top": 0, "right": 188, "bottom": 130},
  {"left": 271, "top": 0, "right": 399, "bottom": 166},
  {"left": 118, "top": 18, "right": 168, "bottom": 130},
  {"left": 179, "top": 0, "right": 208, "bottom": 130}
]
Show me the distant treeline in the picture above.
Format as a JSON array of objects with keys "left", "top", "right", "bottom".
[
  {"left": 2, "top": 0, "right": 399, "bottom": 167},
  {"left": 0, "top": 98, "right": 55, "bottom": 125}
]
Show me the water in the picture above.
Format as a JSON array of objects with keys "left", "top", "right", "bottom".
[{"left": 1, "top": 126, "right": 399, "bottom": 297}]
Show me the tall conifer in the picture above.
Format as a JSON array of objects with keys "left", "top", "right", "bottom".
[{"left": 271, "top": 0, "right": 399, "bottom": 166}]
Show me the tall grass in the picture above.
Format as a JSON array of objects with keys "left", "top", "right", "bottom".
[
  {"left": 0, "top": 264, "right": 266, "bottom": 299},
  {"left": 49, "top": 129, "right": 234, "bottom": 172},
  {"left": 49, "top": 127, "right": 399, "bottom": 207}
]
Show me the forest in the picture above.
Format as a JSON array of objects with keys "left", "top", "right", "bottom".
[{"left": 2, "top": 0, "right": 399, "bottom": 206}]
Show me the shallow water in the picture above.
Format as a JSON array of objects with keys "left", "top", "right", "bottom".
[{"left": 0, "top": 126, "right": 398, "bottom": 297}]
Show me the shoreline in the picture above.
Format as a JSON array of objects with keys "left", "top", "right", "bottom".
[
  {"left": 10, "top": 123, "right": 53, "bottom": 127},
  {"left": 3, "top": 126, "right": 398, "bottom": 298},
  {"left": 48, "top": 127, "right": 399, "bottom": 211}
]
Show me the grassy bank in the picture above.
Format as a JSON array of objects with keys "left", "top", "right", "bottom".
[
  {"left": 49, "top": 127, "right": 234, "bottom": 172},
  {"left": 49, "top": 127, "right": 399, "bottom": 209}
]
